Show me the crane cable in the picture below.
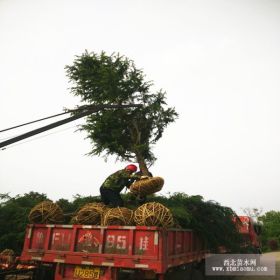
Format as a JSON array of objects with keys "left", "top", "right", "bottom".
[
  {"left": 1, "top": 124, "right": 78, "bottom": 151},
  {"left": 0, "top": 111, "right": 70, "bottom": 133},
  {"left": 0, "top": 104, "right": 142, "bottom": 150}
]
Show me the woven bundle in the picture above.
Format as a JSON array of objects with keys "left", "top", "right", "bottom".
[
  {"left": 28, "top": 200, "right": 64, "bottom": 224},
  {"left": 0, "top": 249, "right": 14, "bottom": 256},
  {"left": 74, "top": 203, "right": 107, "bottom": 225},
  {"left": 0, "top": 249, "right": 15, "bottom": 264},
  {"left": 134, "top": 202, "right": 174, "bottom": 228},
  {"left": 102, "top": 207, "right": 134, "bottom": 226},
  {"left": 130, "top": 177, "right": 164, "bottom": 196}
]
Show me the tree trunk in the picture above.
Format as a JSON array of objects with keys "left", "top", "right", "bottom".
[
  {"left": 135, "top": 151, "right": 151, "bottom": 176},
  {"left": 129, "top": 120, "right": 152, "bottom": 176}
]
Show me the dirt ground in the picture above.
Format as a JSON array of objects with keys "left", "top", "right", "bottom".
[{"left": 233, "top": 251, "right": 280, "bottom": 280}]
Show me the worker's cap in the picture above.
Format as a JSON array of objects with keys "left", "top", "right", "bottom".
[{"left": 125, "top": 164, "right": 137, "bottom": 172}]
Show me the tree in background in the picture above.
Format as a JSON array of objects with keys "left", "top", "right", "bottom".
[
  {"left": 65, "top": 51, "right": 178, "bottom": 175},
  {"left": 259, "top": 211, "right": 280, "bottom": 251},
  {"left": 242, "top": 207, "right": 263, "bottom": 221},
  {"left": 57, "top": 194, "right": 101, "bottom": 223},
  {"left": 0, "top": 192, "right": 102, "bottom": 253},
  {"left": 0, "top": 192, "right": 47, "bottom": 254}
]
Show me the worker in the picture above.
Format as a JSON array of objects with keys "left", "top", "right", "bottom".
[{"left": 100, "top": 164, "right": 144, "bottom": 207}]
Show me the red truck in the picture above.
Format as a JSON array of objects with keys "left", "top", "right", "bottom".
[
  {"left": 235, "top": 216, "right": 262, "bottom": 253},
  {"left": 18, "top": 215, "right": 261, "bottom": 280},
  {"left": 20, "top": 224, "right": 206, "bottom": 280}
]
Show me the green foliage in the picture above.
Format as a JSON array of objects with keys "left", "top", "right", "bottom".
[
  {"left": 147, "top": 193, "right": 242, "bottom": 252},
  {"left": 57, "top": 195, "right": 101, "bottom": 223},
  {"left": 71, "top": 194, "right": 101, "bottom": 211},
  {"left": 259, "top": 211, "right": 280, "bottom": 251},
  {"left": 118, "top": 192, "right": 242, "bottom": 252},
  {"left": 267, "top": 239, "right": 278, "bottom": 251},
  {"left": 0, "top": 191, "right": 243, "bottom": 255},
  {"left": 0, "top": 192, "right": 102, "bottom": 253},
  {"left": 65, "top": 51, "right": 178, "bottom": 170},
  {"left": 0, "top": 192, "right": 47, "bottom": 254}
]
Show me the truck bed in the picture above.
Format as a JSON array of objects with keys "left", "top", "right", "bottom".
[{"left": 20, "top": 224, "right": 207, "bottom": 275}]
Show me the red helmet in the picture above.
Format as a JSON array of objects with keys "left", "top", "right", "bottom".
[{"left": 125, "top": 164, "right": 137, "bottom": 172}]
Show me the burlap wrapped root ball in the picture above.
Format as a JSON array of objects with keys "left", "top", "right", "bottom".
[
  {"left": 130, "top": 176, "right": 164, "bottom": 196},
  {"left": 73, "top": 202, "right": 107, "bottom": 225},
  {"left": 28, "top": 200, "right": 64, "bottom": 224},
  {"left": 134, "top": 202, "right": 174, "bottom": 228},
  {"left": 102, "top": 207, "right": 134, "bottom": 226}
]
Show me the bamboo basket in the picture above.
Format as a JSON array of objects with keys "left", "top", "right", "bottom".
[
  {"left": 28, "top": 200, "right": 64, "bottom": 224},
  {"left": 73, "top": 202, "right": 107, "bottom": 225},
  {"left": 130, "top": 176, "right": 164, "bottom": 196},
  {"left": 134, "top": 202, "right": 174, "bottom": 228},
  {"left": 102, "top": 207, "right": 134, "bottom": 226}
]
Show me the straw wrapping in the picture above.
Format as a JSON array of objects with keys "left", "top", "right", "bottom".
[
  {"left": 73, "top": 202, "right": 107, "bottom": 225},
  {"left": 134, "top": 202, "right": 174, "bottom": 228},
  {"left": 130, "top": 177, "right": 164, "bottom": 196},
  {"left": 28, "top": 201, "right": 64, "bottom": 224},
  {"left": 102, "top": 207, "right": 134, "bottom": 226}
]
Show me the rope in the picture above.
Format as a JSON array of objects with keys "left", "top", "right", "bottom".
[
  {"left": 102, "top": 207, "right": 134, "bottom": 226},
  {"left": 134, "top": 202, "right": 174, "bottom": 228}
]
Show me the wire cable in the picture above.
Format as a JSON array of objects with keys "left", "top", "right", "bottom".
[
  {"left": 1, "top": 124, "right": 78, "bottom": 151},
  {"left": 0, "top": 134, "right": 22, "bottom": 141},
  {"left": 0, "top": 104, "right": 141, "bottom": 149},
  {"left": 0, "top": 111, "right": 70, "bottom": 133},
  {"left": 0, "top": 103, "right": 141, "bottom": 134}
]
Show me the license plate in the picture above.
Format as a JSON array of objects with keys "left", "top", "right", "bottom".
[{"left": 73, "top": 266, "right": 100, "bottom": 279}]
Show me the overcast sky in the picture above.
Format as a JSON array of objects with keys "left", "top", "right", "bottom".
[{"left": 1, "top": 0, "right": 280, "bottom": 215}]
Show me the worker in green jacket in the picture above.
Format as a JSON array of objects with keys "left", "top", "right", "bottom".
[{"left": 100, "top": 164, "right": 144, "bottom": 207}]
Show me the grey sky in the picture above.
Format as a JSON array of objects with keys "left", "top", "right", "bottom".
[{"left": 0, "top": 0, "right": 279, "bottom": 215}]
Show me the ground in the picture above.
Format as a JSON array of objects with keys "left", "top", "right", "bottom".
[{"left": 233, "top": 251, "right": 280, "bottom": 280}]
